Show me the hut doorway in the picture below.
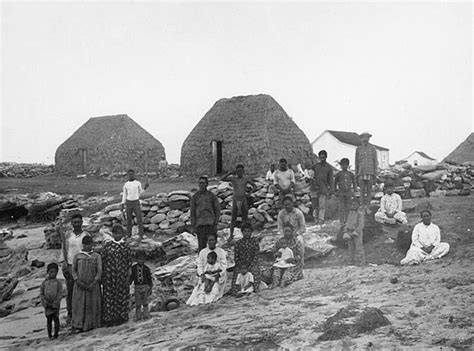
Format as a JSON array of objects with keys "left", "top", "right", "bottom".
[
  {"left": 79, "top": 148, "right": 88, "bottom": 174},
  {"left": 211, "top": 140, "right": 223, "bottom": 175}
]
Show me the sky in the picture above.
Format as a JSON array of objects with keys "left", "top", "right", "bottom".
[{"left": 1, "top": 1, "right": 472, "bottom": 165}]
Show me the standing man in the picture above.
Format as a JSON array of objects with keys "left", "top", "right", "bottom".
[
  {"left": 121, "top": 169, "right": 148, "bottom": 238},
  {"left": 355, "top": 132, "right": 378, "bottom": 206},
  {"left": 61, "top": 213, "right": 89, "bottom": 326},
  {"left": 273, "top": 158, "right": 296, "bottom": 205},
  {"left": 311, "top": 150, "right": 334, "bottom": 225},
  {"left": 190, "top": 176, "right": 221, "bottom": 252}
]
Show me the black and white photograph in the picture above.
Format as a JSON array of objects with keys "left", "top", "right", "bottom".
[{"left": 1, "top": 1, "right": 473, "bottom": 349}]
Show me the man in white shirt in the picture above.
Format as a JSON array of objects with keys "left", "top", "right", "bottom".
[
  {"left": 400, "top": 210, "right": 450, "bottom": 265},
  {"left": 61, "top": 213, "right": 89, "bottom": 325},
  {"left": 265, "top": 164, "right": 276, "bottom": 182},
  {"left": 375, "top": 183, "right": 407, "bottom": 225},
  {"left": 121, "top": 169, "right": 149, "bottom": 238},
  {"left": 273, "top": 158, "right": 296, "bottom": 205}
]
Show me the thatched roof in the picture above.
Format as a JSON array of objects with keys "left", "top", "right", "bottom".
[
  {"left": 443, "top": 133, "right": 474, "bottom": 164},
  {"left": 55, "top": 114, "right": 165, "bottom": 174},
  {"left": 181, "top": 94, "right": 314, "bottom": 175}
]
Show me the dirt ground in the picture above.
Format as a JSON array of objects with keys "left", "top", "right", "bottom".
[{"left": 0, "top": 184, "right": 473, "bottom": 349}]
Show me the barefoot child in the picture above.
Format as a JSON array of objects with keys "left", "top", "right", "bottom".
[
  {"left": 221, "top": 164, "right": 256, "bottom": 242},
  {"left": 40, "top": 263, "right": 63, "bottom": 340},
  {"left": 335, "top": 158, "right": 357, "bottom": 226},
  {"left": 130, "top": 251, "right": 153, "bottom": 321},
  {"left": 234, "top": 265, "right": 255, "bottom": 296},
  {"left": 273, "top": 244, "right": 295, "bottom": 269},
  {"left": 202, "top": 251, "right": 223, "bottom": 294},
  {"left": 342, "top": 199, "right": 366, "bottom": 266},
  {"left": 271, "top": 225, "right": 300, "bottom": 288}
]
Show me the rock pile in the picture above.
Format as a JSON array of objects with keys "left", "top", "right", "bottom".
[
  {"left": 0, "top": 163, "right": 55, "bottom": 178},
  {"left": 376, "top": 162, "right": 473, "bottom": 199}
]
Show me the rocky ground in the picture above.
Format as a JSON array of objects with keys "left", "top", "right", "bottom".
[{"left": 1, "top": 195, "right": 473, "bottom": 350}]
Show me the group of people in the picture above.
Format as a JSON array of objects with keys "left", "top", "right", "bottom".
[{"left": 40, "top": 131, "right": 451, "bottom": 339}]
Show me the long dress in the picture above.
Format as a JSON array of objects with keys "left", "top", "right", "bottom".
[
  {"left": 72, "top": 251, "right": 102, "bottom": 331},
  {"left": 231, "top": 237, "right": 260, "bottom": 293},
  {"left": 186, "top": 247, "right": 227, "bottom": 306},
  {"left": 272, "top": 236, "right": 304, "bottom": 287},
  {"left": 101, "top": 240, "right": 132, "bottom": 325}
]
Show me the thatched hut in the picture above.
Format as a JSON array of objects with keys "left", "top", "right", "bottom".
[
  {"left": 180, "top": 94, "right": 314, "bottom": 175},
  {"left": 55, "top": 114, "right": 165, "bottom": 174},
  {"left": 443, "top": 132, "right": 474, "bottom": 164}
]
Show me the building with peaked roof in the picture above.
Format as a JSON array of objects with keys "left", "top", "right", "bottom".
[
  {"left": 180, "top": 94, "right": 315, "bottom": 175},
  {"left": 443, "top": 133, "right": 474, "bottom": 164},
  {"left": 402, "top": 151, "right": 437, "bottom": 167},
  {"left": 310, "top": 130, "right": 390, "bottom": 170},
  {"left": 55, "top": 114, "right": 165, "bottom": 174}
]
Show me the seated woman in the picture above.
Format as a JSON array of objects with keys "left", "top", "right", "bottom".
[
  {"left": 271, "top": 224, "right": 304, "bottom": 288},
  {"left": 231, "top": 222, "right": 260, "bottom": 294},
  {"left": 186, "top": 234, "right": 227, "bottom": 306},
  {"left": 401, "top": 210, "right": 450, "bottom": 265},
  {"left": 375, "top": 182, "right": 407, "bottom": 225}
]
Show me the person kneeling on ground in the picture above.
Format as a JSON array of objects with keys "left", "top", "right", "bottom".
[
  {"left": 342, "top": 198, "right": 366, "bottom": 266},
  {"left": 400, "top": 210, "right": 450, "bottom": 265},
  {"left": 375, "top": 182, "right": 407, "bottom": 225},
  {"left": 271, "top": 224, "right": 304, "bottom": 288}
]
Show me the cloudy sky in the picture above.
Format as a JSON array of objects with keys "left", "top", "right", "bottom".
[{"left": 1, "top": 1, "right": 472, "bottom": 165}]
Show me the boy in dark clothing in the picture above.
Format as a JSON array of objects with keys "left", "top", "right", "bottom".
[
  {"left": 342, "top": 199, "right": 366, "bottom": 266},
  {"left": 311, "top": 150, "right": 334, "bottom": 225},
  {"left": 130, "top": 252, "right": 153, "bottom": 321},
  {"left": 335, "top": 158, "right": 357, "bottom": 225},
  {"left": 40, "top": 263, "right": 63, "bottom": 340},
  {"left": 221, "top": 164, "right": 256, "bottom": 242}
]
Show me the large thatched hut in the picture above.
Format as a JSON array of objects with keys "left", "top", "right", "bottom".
[
  {"left": 443, "top": 132, "right": 474, "bottom": 164},
  {"left": 180, "top": 94, "right": 314, "bottom": 175},
  {"left": 55, "top": 114, "right": 165, "bottom": 174}
]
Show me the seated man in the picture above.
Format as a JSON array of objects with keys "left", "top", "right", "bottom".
[
  {"left": 375, "top": 182, "right": 407, "bottom": 225},
  {"left": 400, "top": 210, "right": 450, "bottom": 265}
]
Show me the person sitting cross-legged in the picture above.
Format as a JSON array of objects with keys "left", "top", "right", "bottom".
[
  {"left": 400, "top": 210, "right": 450, "bottom": 265},
  {"left": 375, "top": 182, "right": 407, "bottom": 225}
]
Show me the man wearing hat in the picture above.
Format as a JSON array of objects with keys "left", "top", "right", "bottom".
[{"left": 355, "top": 132, "right": 378, "bottom": 206}]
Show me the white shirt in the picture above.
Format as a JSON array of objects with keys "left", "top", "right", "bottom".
[
  {"left": 273, "top": 169, "right": 296, "bottom": 190},
  {"left": 411, "top": 222, "right": 441, "bottom": 249},
  {"left": 65, "top": 231, "right": 89, "bottom": 264},
  {"left": 379, "top": 193, "right": 403, "bottom": 214},
  {"left": 122, "top": 180, "right": 144, "bottom": 204},
  {"left": 266, "top": 170, "right": 275, "bottom": 182}
]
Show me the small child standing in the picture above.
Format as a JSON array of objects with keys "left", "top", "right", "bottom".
[
  {"left": 130, "top": 251, "right": 153, "bottom": 321},
  {"left": 343, "top": 199, "right": 366, "bottom": 266},
  {"left": 335, "top": 158, "right": 357, "bottom": 225},
  {"left": 40, "top": 263, "right": 63, "bottom": 340},
  {"left": 202, "top": 251, "right": 223, "bottom": 294}
]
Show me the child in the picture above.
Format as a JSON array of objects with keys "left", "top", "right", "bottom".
[
  {"left": 221, "top": 164, "right": 256, "bottom": 242},
  {"left": 40, "top": 263, "right": 63, "bottom": 340},
  {"left": 130, "top": 251, "right": 153, "bottom": 321},
  {"left": 273, "top": 245, "right": 295, "bottom": 269},
  {"left": 71, "top": 235, "right": 102, "bottom": 332},
  {"left": 342, "top": 199, "right": 366, "bottom": 266},
  {"left": 234, "top": 266, "right": 255, "bottom": 296},
  {"left": 375, "top": 182, "right": 408, "bottom": 225},
  {"left": 202, "top": 251, "right": 223, "bottom": 294},
  {"left": 335, "top": 158, "right": 357, "bottom": 225}
]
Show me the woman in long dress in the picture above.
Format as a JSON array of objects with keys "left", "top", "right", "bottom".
[
  {"left": 231, "top": 222, "right": 260, "bottom": 293},
  {"left": 186, "top": 233, "right": 227, "bottom": 306},
  {"left": 101, "top": 225, "right": 132, "bottom": 326},
  {"left": 72, "top": 236, "right": 102, "bottom": 332}
]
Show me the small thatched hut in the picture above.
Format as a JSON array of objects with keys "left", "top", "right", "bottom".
[
  {"left": 180, "top": 94, "right": 314, "bottom": 175},
  {"left": 443, "top": 132, "right": 474, "bottom": 164},
  {"left": 55, "top": 114, "right": 165, "bottom": 174}
]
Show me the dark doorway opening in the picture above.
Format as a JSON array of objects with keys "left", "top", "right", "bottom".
[
  {"left": 79, "top": 148, "right": 88, "bottom": 174},
  {"left": 211, "top": 140, "right": 223, "bottom": 175}
]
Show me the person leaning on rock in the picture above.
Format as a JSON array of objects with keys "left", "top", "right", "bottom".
[
  {"left": 61, "top": 213, "right": 89, "bottom": 326},
  {"left": 190, "top": 176, "right": 221, "bottom": 252}
]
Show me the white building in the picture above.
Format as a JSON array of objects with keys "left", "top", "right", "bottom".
[
  {"left": 311, "top": 130, "right": 390, "bottom": 170},
  {"left": 402, "top": 151, "right": 437, "bottom": 167}
]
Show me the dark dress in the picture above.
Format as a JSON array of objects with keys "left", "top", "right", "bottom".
[
  {"left": 101, "top": 240, "right": 132, "bottom": 325},
  {"left": 231, "top": 237, "right": 261, "bottom": 292}
]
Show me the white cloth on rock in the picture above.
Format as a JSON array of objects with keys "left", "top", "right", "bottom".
[
  {"left": 235, "top": 272, "right": 254, "bottom": 293},
  {"left": 400, "top": 222, "right": 450, "bottom": 265},
  {"left": 186, "top": 247, "right": 227, "bottom": 306}
]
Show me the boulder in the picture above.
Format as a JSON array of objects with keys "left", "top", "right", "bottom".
[
  {"left": 162, "top": 232, "right": 198, "bottom": 261},
  {"left": 168, "top": 190, "right": 192, "bottom": 198},
  {"left": 104, "top": 203, "right": 122, "bottom": 213},
  {"left": 129, "top": 238, "right": 165, "bottom": 260},
  {"left": 167, "top": 210, "right": 183, "bottom": 219},
  {"left": 422, "top": 170, "right": 449, "bottom": 181},
  {"left": 0, "top": 277, "right": 18, "bottom": 302},
  {"left": 150, "top": 213, "right": 167, "bottom": 224},
  {"left": 159, "top": 221, "right": 170, "bottom": 229},
  {"left": 169, "top": 199, "right": 190, "bottom": 210},
  {"left": 44, "top": 225, "right": 61, "bottom": 249},
  {"left": 410, "top": 189, "right": 426, "bottom": 198}
]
